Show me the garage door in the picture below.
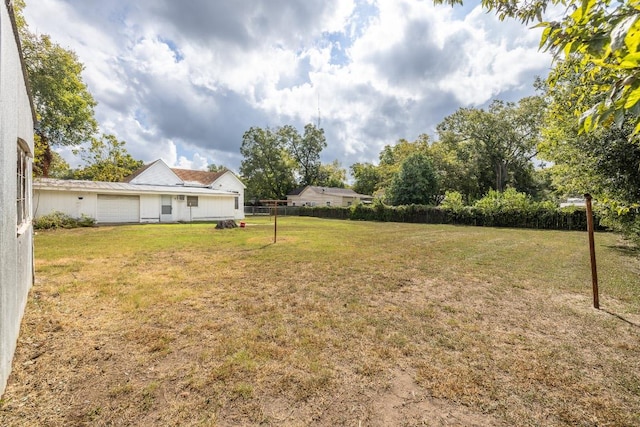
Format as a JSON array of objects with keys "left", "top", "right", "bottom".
[{"left": 97, "top": 195, "right": 140, "bottom": 223}]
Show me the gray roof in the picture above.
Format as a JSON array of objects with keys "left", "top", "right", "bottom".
[
  {"left": 289, "top": 186, "right": 372, "bottom": 198},
  {"left": 34, "top": 178, "right": 238, "bottom": 196}
]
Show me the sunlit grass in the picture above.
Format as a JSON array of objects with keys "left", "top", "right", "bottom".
[{"left": 1, "top": 217, "right": 639, "bottom": 426}]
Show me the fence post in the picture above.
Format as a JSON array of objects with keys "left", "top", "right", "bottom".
[{"left": 584, "top": 194, "right": 599, "bottom": 309}]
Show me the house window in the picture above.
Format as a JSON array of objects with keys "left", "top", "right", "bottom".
[
  {"left": 187, "top": 196, "right": 199, "bottom": 207},
  {"left": 234, "top": 196, "right": 239, "bottom": 210},
  {"left": 17, "top": 140, "right": 31, "bottom": 230}
]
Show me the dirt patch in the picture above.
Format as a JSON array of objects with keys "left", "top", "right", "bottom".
[{"left": 371, "top": 367, "right": 506, "bottom": 426}]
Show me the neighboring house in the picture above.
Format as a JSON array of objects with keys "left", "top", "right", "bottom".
[
  {"left": 287, "top": 186, "right": 373, "bottom": 207},
  {"left": 1, "top": 1, "right": 36, "bottom": 395},
  {"left": 34, "top": 159, "right": 245, "bottom": 223},
  {"left": 560, "top": 197, "right": 586, "bottom": 208}
]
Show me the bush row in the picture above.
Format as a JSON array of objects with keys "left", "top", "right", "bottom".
[
  {"left": 298, "top": 204, "right": 603, "bottom": 231},
  {"left": 33, "top": 212, "right": 95, "bottom": 230}
]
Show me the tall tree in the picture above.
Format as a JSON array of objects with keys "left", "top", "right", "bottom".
[
  {"left": 387, "top": 153, "right": 439, "bottom": 206},
  {"left": 240, "top": 127, "right": 296, "bottom": 201},
  {"left": 428, "top": 138, "right": 491, "bottom": 202},
  {"left": 436, "top": 97, "right": 544, "bottom": 193},
  {"left": 378, "top": 135, "right": 431, "bottom": 189},
  {"left": 434, "top": 0, "right": 640, "bottom": 135},
  {"left": 15, "top": 0, "right": 98, "bottom": 176},
  {"left": 280, "top": 123, "right": 327, "bottom": 186},
  {"left": 73, "top": 134, "right": 144, "bottom": 182}
]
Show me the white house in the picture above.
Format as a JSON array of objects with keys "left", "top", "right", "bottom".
[
  {"left": 34, "top": 159, "right": 245, "bottom": 224},
  {"left": 1, "top": 1, "right": 36, "bottom": 396},
  {"left": 287, "top": 186, "right": 373, "bottom": 207}
]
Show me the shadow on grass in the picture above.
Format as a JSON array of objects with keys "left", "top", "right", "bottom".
[
  {"left": 602, "top": 309, "right": 640, "bottom": 329},
  {"left": 604, "top": 241, "right": 640, "bottom": 257},
  {"left": 240, "top": 243, "right": 275, "bottom": 252}
]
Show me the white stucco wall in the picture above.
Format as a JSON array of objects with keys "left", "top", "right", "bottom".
[
  {"left": 140, "top": 194, "right": 161, "bottom": 222},
  {"left": 0, "top": 2, "right": 35, "bottom": 396},
  {"left": 33, "top": 190, "right": 98, "bottom": 220},
  {"left": 129, "top": 161, "right": 180, "bottom": 186},
  {"left": 34, "top": 189, "right": 244, "bottom": 223},
  {"left": 212, "top": 172, "right": 245, "bottom": 219},
  {"left": 289, "top": 189, "right": 343, "bottom": 207}
]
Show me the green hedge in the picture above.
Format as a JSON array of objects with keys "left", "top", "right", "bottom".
[{"left": 298, "top": 204, "right": 603, "bottom": 231}]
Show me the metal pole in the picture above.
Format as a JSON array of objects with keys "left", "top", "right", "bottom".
[{"left": 584, "top": 193, "right": 599, "bottom": 309}]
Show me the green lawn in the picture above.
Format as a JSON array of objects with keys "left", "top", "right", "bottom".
[{"left": 1, "top": 217, "right": 639, "bottom": 426}]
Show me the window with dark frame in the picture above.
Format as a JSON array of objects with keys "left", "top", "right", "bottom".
[
  {"left": 187, "top": 196, "right": 199, "bottom": 207},
  {"left": 234, "top": 196, "right": 239, "bottom": 210},
  {"left": 17, "top": 143, "right": 28, "bottom": 227}
]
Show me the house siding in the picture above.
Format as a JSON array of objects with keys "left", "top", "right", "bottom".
[
  {"left": 288, "top": 189, "right": 346, "bottom": 207},
  {"left": 128, "top": 161, "right": 180, "bottom": 186},
  {"left": 34, "top": 187, "right": 245, "bottom": 223},
  {"left": 34, "top": 190, "right": 99, "bottom": 220},
  {"left": 211, "top": 172, "right": 245, "bottom": 218},
  {"left": 0, "top": 1, "right": 35, "bottom": 396}
]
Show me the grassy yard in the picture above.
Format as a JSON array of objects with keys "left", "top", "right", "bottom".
[{"left": 1, "top": 217, "right": 639, "bottom": 426}]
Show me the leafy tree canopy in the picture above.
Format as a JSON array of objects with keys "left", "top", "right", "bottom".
[
  {"left": 387, "top": 152, "right": 439, "bottom": 206},
  {"left": 240, "top": 126, "right": 297, "bottom": 201},
  {"left": 350, "top": 162, "right": 381, "bottom": 196},
  {"left": 435, "top": 0, "right": 640, "bottom": 134},
  {"left": 436, "top": 97, "right": 544, "bottom": 194},
  {"left": 280, "top": 123, "right": 327, "bottom": 186},
  {"left": 207, "top": 164, "right": 228, "bottom": 173},
  {"left": 15, "top": 0, "right": 98, "bottom": 176},
  {"left": 317, "top": 160, "right": 347, "bottom": 188},
  {"left": 72, "top": 134, "right": 144, "bottom": 182}
]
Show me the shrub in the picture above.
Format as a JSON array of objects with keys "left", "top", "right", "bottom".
[
  {"left": 34, "top": 212, "right": 95, "bottom": 230},
  {"left": 439, "top": 191, "right": 465, "bottom": 212}
]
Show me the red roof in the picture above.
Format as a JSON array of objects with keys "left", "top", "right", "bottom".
[{"left": 171, "top": 168, "right": 226, "bottom": 186}]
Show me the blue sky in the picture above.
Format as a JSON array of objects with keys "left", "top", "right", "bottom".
[{"left": 23, "top": 0, "right": 553, "bottom": 173}]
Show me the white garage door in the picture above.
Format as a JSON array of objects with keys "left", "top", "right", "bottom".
[{"left": 97, "top": 195, "right": 140, "bottom": 223}]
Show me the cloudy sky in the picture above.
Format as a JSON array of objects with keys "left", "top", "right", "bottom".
[{"left": 23, "top": 0, "right": 553, "bottom": 173}]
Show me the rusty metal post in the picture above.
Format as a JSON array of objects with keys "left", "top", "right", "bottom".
[
  {"left": 273, "top": 201, "right": 278, "bottom": 243},
  {"left": 584, "top": 194, "right": 599, "bottom": 309}
]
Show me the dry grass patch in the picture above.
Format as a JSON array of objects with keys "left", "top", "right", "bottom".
[{"left": 1, "top": 218, "right": 639, "bottom": 426}]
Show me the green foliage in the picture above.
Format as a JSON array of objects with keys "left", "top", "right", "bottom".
[
  {"left": 18, "top": 16, "right": 98, "bottom": 176},
  {"left": 350, "top": 162, "right": 381, "bottom": 196},
  {"left": 301, "top": 202, "right": 593, "bottom": 231},
  {"left": 317, "top": 160, "right": 347, "bottom": 188},
  {"left": 387, "top": 153, "right": 439, "bottom": 206},
  {"left": 439, "top": 191, "right": 465, "bottom": 212},
  {"left": 72, "top": 134, "right": 144, "bottom": 182},
  {"left": 377, "top": 135, "right": 431, "bottom": 189},
  {"left": 474, "top": 188, "right": 532, "bottom": 214},
  {"left": 280, "top": 123, "right": 327, "bottom": 186},
  {"left": 540, "top": 59, "right": 640, "bottom": 240},
  {"left": 207, "top": 164, "right": 228, "bottom": 173},
  {"left": 435, "top": 0, "right": 640, "bottom": 135},
  {"left": 34, "top": 212, "right": 95, "bottom": 230},
  {"left": 240, "top": 126, "right": 297, "bottom": 200},
  {"left": 240, "top": 123, "right": 332, "bottom": 199},
  {"left": 436, "top": 97, "right": 545, "bottom": 194}
]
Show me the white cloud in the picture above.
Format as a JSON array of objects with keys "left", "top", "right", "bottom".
[{"left": 26, "top": 0, "right": 552, "bottom": 172}]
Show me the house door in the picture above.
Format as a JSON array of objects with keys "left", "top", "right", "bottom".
[{"left": 160, "top": 195, "right": 173, "bottom": 222}]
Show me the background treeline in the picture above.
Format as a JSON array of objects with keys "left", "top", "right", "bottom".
[{"left": 295, "top": 188, "right": 600, "bottom": 231}]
